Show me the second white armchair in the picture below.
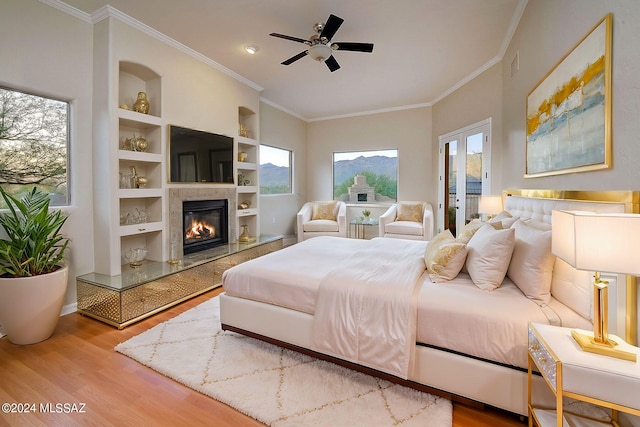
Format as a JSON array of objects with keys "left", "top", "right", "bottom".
[{"left": 379, "top": 201, "right": 434, "bottom": 240}]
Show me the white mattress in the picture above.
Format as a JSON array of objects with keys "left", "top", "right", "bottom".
[{"left": 222, "top": 236, "right": 592, "bottom": 369}]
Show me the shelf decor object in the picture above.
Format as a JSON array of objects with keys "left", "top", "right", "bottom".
[
  {"left": 551, "top": 210, "right": 640, "bottom": 361},
  {"left": 133, "top": 91, "right": 150, "bottom": 114}
]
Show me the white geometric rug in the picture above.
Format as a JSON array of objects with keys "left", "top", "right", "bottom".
[{"left": 115, "top": 297, "right": 452, "bottom": 427}]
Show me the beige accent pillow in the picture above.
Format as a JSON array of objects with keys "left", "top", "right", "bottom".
[
  {"left": 424, "top": 230, "right": 467, "bottom": 282},
  {"left": 457, "top": 219, "right": 502, "bottom": 244},
  {"left": 312, "top": 202, "right": 337, "bottom": 221},
  {"left": 465, "top": 224, "right": 516, "bottom": 290},
  {"left": 507, "top": 220, "right": 555, "bottom": 306},
  {"left": 397, "top": 202, "right": 423, "bottom": 222},
  {"left": 489, "top": 210, "right": 517, "bottom": 229}
]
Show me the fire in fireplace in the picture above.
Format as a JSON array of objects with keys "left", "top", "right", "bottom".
[{"left": 182, "top": 199, "right": 228, "bottom": 254}]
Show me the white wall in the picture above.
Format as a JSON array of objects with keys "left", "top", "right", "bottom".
[
  {"left": 432, "top": 62, "right": 504, "bottom": 195},
  {"left": 306, "top": 107, "right": 434, "bottom": 206},
  {"left": 259, "top": 102, "right": 307, "bottom": 236},
  {"left": 0, "top": 0, "right": 94, "bottom": 308},
  {"left": 502, "top": 0, "right": 640, "bottom": 190}
]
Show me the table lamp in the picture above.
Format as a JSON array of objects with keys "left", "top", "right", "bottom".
[
  {"left": 552, "top": 210, "right": 639, "bottom": 361},
  {"left": 478, "top": 196, "right": 502, "bottom": 220}
]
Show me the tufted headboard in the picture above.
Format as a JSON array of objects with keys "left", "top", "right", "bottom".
[{"left": 501, "top": 190, "right": 640, "bottom": 345}]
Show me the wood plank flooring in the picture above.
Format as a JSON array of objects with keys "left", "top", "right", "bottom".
[{"left": 0, "top": 289, "right": 524, "bottom": 426}]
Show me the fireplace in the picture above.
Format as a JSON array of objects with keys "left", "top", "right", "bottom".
[{"left": 182, "top": 199, "right": 228, "bottom": 254}]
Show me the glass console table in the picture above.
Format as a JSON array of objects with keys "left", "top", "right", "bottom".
[
  {"left": 76, "top": 235, "right": 283, "bottom": 328},
  {"left": 349, "top": 217, "right": 379, "bottom": 239}
]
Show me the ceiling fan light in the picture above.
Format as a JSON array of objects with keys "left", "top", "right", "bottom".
[{"left": 308, "top": 44, "right": 332, "bottom": 62}]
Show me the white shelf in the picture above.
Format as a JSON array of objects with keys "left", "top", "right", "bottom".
[
  {"left": 118, "top": 150, "right": 163, "bottom": 163},
  {"left": 117, "top": 107, "right": 161, "bottom": 127},
  {"left": 237, "top": 135, "right": 257, "bottom": 146},
  {"left": 119, "top": 221, "right": 164, "bottom": 237},
  {"left": 237, "top": 161, "right": 257, "bottom": 170},
  {"left": 118, "top": 188, "right": 164, "bottom": 198},
  {"left": 237, "top": 208, "right": 258, "bottom": 217},
  {"left": 237, "top": 185, "right": 257, "bottom": 193}
]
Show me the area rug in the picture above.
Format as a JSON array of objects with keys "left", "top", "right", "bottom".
[{"left": 115, "top": 297, "right": 452, "bottom": 427}]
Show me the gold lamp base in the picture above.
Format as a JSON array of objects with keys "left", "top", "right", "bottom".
[{"left": 571, "top": 330, "right": 637, "bottom": 362}]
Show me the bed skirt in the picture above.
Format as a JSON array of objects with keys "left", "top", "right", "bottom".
[{"left": 219, "top": 293, "right": 554, "bottom": 416}]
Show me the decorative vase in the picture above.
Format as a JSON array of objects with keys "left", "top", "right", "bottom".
[
  {"left": 238, "top": 225, "right": 255, "bottom": 243},
  {"left": 238, "top": 152, "right": 248, "bottom": 162},
  {"left": 133, "top": 92, "right": 150, "bottom": 114},
  {"left": 0, "top": 265, "right": 68, "bottom": 345}
]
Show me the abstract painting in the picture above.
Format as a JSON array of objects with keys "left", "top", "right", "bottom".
[{"left": 526, "top": 14, "right": 612, "bottom": 177}]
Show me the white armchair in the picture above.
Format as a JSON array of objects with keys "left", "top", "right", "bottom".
[
  {"left": 297, "top": 201, "right": 347, "bottom": 243},
  {"left": 379, "top": 201, "right": 434, "bottom": 240}
]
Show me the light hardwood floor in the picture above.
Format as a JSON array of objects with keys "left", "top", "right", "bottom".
[{"left": 0, "top": 288, "right": 524, "bottom": 426}]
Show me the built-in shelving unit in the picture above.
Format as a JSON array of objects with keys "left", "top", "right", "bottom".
[
  {"left": 92, "top": 60, "right": 166, "bottom": 276},
  {"left": 237, "top": 107, "right": 259, "bottom": 239}
]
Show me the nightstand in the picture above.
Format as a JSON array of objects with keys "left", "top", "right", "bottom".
[{"left": 528, "top": 323, "right": 640, "bottom": 427}]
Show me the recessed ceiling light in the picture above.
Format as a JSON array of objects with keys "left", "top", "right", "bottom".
[{"left": 244, "top": 45, "right": 259, "bottom": 55}]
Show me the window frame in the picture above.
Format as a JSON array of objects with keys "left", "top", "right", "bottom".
[
  {"left": 0, "top": 85, "right": 71, "bottom": 207},
  {"left": 259, "top": 144, "right": 292, "bottom": 195},
  {"left": 332, "top": 149, "right": 398, "bottom": 203}
]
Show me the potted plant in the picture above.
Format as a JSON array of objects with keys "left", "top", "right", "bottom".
[{"left": 0, "top": 187, "right": 70, "bottom": 345}]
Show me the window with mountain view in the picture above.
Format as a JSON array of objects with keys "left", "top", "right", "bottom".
[
  {"left": 259, "top": 145, "right": 291, "bottom": 194},
  {"left": 333, "top": 150, "right": 398, "bottom": 202},
  {"left": 0, "top": 86, "right": 69, "bottom": 208}
]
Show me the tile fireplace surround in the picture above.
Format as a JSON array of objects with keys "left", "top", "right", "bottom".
[{"left": 169, "top": 187, "right": 238, "bottom": 252}]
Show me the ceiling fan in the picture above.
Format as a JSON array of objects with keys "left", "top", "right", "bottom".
[{"left": 269, "top": 14, "right": 374, "bottom": 72}]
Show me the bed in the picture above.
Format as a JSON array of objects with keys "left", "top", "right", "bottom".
[{"left": 219, "top": 192, "right": 634, "bottom": 416}]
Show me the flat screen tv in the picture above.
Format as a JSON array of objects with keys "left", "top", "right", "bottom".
[{"left": 169, "top": 125, "right": 234, "bottom": 183}]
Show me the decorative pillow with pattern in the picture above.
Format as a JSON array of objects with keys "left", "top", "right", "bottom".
[
  {"left": 397, "top": 202, "right": 423, "bottom": 222},
  {"left": 312, "top": 202, "right": 337, "bottom": 221},
  {"left": 457, "top": 219, "right": 502, "bottom": 244},
  {"left": 424, "top": 230, "right": 468, "bottom": 282}
]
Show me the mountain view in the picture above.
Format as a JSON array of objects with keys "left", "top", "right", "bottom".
[
  {"left": 333, "top": 155, "right": 397, "bottom": 186},
  {"left": 260, "top": 155, "right": 398, "bottom": 198}
]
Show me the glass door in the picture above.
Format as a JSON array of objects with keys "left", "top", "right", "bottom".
[{"left": 437, "top": 119, "right": 491, "bottom": 236}]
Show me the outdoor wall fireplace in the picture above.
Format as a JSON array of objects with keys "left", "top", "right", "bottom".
[{"left": 182, "top": 199, "right": 228, "bottom": 254}]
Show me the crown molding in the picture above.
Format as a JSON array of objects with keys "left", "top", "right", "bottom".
[
  {"left": 40, "top": 2, "right": 263, "bottom": 93},
  {"left": 39, "top": 0, "right": 92, "bottom": 23}
]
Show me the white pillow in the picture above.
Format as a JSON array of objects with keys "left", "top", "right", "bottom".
[
  {"left": 465, "top": 224, "right": 515, "bottom": 290},
  {"left": 507, "top": 220, "right": 555, "bottom": 306},
  {"left": 424, "top": 230, "right": 468, "bottom": 282}
]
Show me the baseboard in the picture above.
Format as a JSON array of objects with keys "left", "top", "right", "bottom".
[{"left": 61, "top": 302, "right": 77, "bottom": 316}]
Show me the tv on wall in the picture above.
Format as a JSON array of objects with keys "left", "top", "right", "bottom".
[{"left": 169, "top": 125, "right": 234, "bottom": 183}]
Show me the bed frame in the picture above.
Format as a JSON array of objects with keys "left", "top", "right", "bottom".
[{"left": 220, "top": 190, "right": 640, "bottom": 416}]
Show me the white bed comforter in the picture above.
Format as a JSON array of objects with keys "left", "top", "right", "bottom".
[{"left": 310, "top": 237, "right": 427, "bottom": 379}]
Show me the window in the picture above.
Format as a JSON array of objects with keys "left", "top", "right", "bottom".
[
  {"left": 333, "top": 150, "right": 398, "bottom": 203},
  {"left": 259, "top": 145, "right": 291, "bottom": 194},
  {"left": 0, "top": 87, "right": 69, "bottom": 207}
]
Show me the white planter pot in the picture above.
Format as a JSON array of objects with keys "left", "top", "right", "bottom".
[{"left": 0, "top": 265, "right": 68, "bottom": 345}]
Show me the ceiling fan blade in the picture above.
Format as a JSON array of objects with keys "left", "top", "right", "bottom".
[
  {"left": 325, "top": 55, "right": 340, "bottom": 72},
  {"left": 333, "top": 42, "right": 374, "bottom": 53},
  {"left": 319, "top": 14, "right": 344, "bottom": 40},
  {"left": 281, "top": 51, "right": 308, "bottom": 65},
  {"left": 269, "top": 33, "right": 308, "bottom": 44}
]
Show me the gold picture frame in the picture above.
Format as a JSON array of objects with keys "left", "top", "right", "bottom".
[{"left": 525, "top": 14, "right": 612, "bottom": 178}]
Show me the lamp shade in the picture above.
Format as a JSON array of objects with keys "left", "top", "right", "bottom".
[
  {"left": 308, "top": 44, "right": 332, "bottom": 61},
  {"left": 552, "top": 210, "right": 640, "bottom": 275},
  {"left": 478, "top": 196, "right": 502, "bottom": 214}
]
